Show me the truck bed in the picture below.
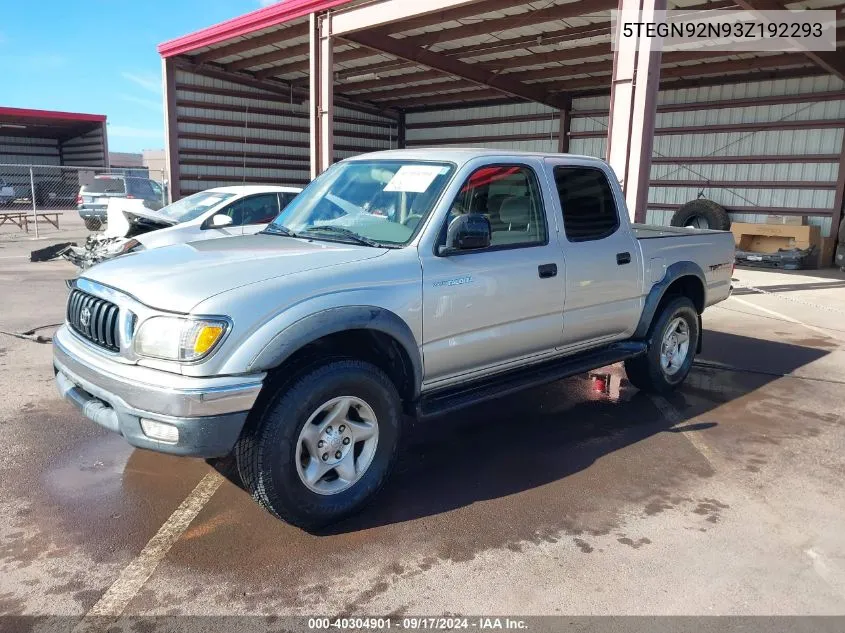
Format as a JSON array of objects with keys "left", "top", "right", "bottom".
[{"left": 631, "top": 223, "right": 726, "bottom": 239}]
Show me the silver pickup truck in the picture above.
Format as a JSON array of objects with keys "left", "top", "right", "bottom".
[{"left": 53, "top": 149, "right": 734, "bottom": 529}]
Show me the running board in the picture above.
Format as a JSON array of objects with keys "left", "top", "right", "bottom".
[{"left": 416, "top": 341, "right": 647, "bottom": 420}]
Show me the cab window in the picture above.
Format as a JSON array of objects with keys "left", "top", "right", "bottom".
[{"left": 444, "top": 165, "right": 547, "bottom": 248}]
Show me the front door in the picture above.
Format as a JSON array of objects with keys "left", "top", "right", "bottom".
[{"left": 421, "top": 163, "right": 565, "bottom": 387}]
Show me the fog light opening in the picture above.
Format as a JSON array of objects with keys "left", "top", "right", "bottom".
[{"left": 140, "top": 419, "right": 179, "bottom": 444}]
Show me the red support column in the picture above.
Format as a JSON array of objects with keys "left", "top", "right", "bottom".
[{"left": 162, "top": 57, "right": 181, "bottom": 202}]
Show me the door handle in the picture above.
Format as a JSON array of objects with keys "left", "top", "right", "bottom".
[
  {"left": 538, "top": 263, "right": 558, "bottom": 279},
  {"left": 616, "top": 252, "right": 631, "bottom": 265}
]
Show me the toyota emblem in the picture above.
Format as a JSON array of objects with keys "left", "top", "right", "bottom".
[{"left": 80, "top": 306, "right": 91, "bottom": 328}]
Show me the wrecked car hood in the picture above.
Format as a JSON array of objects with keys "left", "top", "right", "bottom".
[{"left": 82, "top": 234, "right": 388, "bottom": 313}]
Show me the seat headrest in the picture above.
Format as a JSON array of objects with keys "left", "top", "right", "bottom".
[{"left": 499, "top": 196, "right": 531, "bottom": 225}]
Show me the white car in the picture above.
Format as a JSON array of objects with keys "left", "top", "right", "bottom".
[
  {"left": 65, "top": 185, "right": 302, "bottom": 268},
  {"left": 132, "top": 185, "right": 302, "bottom": 250}
]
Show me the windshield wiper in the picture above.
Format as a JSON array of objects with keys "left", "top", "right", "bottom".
[
  {"left": 301, "top": 226, "right": 381, "bottom": 247},
  {"left": 260, "top": 224, "right": 298, "bottom": 237}
]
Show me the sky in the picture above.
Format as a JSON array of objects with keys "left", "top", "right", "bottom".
[{"left": 1, "top": 0, "right": 283, "bottom": 153}]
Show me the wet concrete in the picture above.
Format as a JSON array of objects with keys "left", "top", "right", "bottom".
[{"left": 1, "top": 235, "right": 844, "bottom": 618}]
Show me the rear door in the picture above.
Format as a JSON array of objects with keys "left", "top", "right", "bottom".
[{"left": 543, "top": 160, "right": 643, "bottom": 348}]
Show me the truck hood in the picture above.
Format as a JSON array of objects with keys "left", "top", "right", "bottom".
[{"left": 82, "top": 235, "right": 388, "bottom": 313}]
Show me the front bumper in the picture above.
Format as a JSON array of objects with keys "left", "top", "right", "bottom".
[{"left": 53, "top": 325, "right": 265, "bottom": 457}]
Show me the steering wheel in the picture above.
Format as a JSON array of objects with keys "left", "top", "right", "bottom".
[{"left": 403, "top": 213, "right": 423, "bottom": 228}]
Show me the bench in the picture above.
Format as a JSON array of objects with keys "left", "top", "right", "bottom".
[{"left": 0, "top": 212, "right": 61, "bottom": 231}]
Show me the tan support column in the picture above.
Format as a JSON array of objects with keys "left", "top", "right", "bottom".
[
  {"left": 606, "top": 0, "right": 665, "bottom": 222},
  {"left": 310, "top": 12, "right": 334, "bottom": 179}
]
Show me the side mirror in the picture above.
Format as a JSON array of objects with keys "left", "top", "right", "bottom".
[
  {"left": 439, "top": 213, "right": 491, "bottom": 255},
  {"left": 209, "top": 214, "right": 233, "bottom": 228}
]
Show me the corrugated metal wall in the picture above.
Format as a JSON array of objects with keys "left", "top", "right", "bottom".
[
  {"left": 0, "top": 136, "right": 61, "bottom": 166},
  {"left": 60, "top": 127, "right": 107, "bottom": 168},
  {"left": 405, "top": 102, "right": 561, "bottom": 152},
  {"left": 570, "top": 75, "right": 845, "bottom": 236},
  {"left": 173, "top": 68, "right": 398, "bottom": 196},
  {"left": 403, "top": 76, "right": 844, "bottom": 237}
]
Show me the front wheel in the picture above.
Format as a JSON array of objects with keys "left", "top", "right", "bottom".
[
  {"left": 625, "top": 296, "right": 698, "bottom": 393},
  {"left": 235, "top": 359, "right": 401, "bottom": 530}
]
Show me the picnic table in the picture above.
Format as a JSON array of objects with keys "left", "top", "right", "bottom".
[{"left": 0, "top": 211, "right": 61, "bottom": 231}]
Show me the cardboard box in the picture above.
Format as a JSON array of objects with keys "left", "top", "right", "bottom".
[
  {"left": 731, "top": 221, "right": 821, "bottom": 257},
  {"left": 765, "top": 214, "right": 806, "bottom": 226},
  {"left": 818, "top": 236, "right": 837, "bottom": 268}
]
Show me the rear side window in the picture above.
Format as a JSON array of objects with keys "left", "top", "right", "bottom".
[
  {"left": 81, "top": 177, "right": 125, "bottom": 194},
  {"left": 128, "top": 179, "right": 156, "bottom": 197},
  {"left": 554, "top": 167, "right": 619, "bottom": 242}
]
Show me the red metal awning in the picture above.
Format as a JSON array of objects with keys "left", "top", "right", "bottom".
[{"left": 157, "top": 0, "right": 355, "bottom": 58}]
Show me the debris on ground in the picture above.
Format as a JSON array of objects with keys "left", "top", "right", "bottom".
[
  {"left": 735, "top": 246, "right": 817, "bottom": 270},
  {"left": 0, "top": 322, "right": 62, "bottom": 344},
  {"left": 30, "top": 242, "right": 77, "bottom": 263}
]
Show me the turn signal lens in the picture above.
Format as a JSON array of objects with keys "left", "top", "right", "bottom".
[{"left": 193, "top": 325, "right": 224, "bottom": 355}]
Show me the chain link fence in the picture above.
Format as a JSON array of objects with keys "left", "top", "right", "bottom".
[{"left": 0, "top": 163, "right": 167, "bottom": 236}]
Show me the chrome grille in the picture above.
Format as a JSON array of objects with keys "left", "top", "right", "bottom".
[{"left": 67, "top": 289, "right": 120, "bottom": 352}]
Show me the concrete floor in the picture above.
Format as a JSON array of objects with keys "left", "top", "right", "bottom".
[{"left": 1, "top": 219, "right": 844, "bottom": 624}]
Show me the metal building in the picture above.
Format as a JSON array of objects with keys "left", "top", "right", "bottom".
[
  {"left": 0, "top": 107, "right": 108, "bottom": 168},
  {"left": 157, "top": 0, "right": 845, "bottom": 248}
]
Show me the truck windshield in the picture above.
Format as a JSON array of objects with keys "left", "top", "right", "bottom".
[
  {"left": 268, "top": 160, "right": 455, "bottom": 246},
  {"left": 156, "top": 191, "right": 236, "bottom": 223}
]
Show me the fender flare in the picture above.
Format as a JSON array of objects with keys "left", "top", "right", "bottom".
[
  {"left": 248, "top": 305, "right": 423, "bottom": 398},
  {"left": 634, "top": 261, "right": 706, "bottom": 340}
]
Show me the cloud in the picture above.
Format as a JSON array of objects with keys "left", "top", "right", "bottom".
[
  {"left": 258, "top": 0, "right": 281, "bottom": 6},
  {"left": 119, "top": 94, "right": 162, "bottom": 112},
  {"left": 121, "top": 71, "right": 161, "bottom": 94},
  {"left": 107, "top": 125, "right": 164, "bottom": 140}
]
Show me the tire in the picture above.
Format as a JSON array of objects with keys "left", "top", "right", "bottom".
[
  {"left": 670, "top": 199, "right": 730, "bottom": 231},
  {"left": 625, "top": 296, "right": 699, "bottom": 394},
  {"left": 84, "top": 218, "right": 102, "bottom": 231},
  {"left": 235, "top": 359, "right": 402, "bottom": 530}
]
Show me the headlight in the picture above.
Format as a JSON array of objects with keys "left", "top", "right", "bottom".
[{"left": 134, "top": 316, "right": 227, "bottom": 361}]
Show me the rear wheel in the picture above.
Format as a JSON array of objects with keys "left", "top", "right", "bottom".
[
  {"left": 625, "top": 296, "right": 698, "bottom": 393},
  {"left": 235, "top": 359, "right": 401, "bottom": 530},
  {"left": 84, "top": 218, "right": 102, "bottom": 231}
]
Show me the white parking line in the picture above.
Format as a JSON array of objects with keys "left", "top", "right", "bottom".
[
  {"left": 730, "top": 296, "right": 836, "bottom": 340},
  {"left": 0, "top": 255, "right": 27, "bottom": 259},
  {"left": 72, "top": 471, "right": 224, "bottom": 632},
  {"left": 649, "top": 394, "right": 716, "bottom": 470}
]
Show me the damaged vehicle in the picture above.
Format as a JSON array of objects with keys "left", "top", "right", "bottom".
[{"left": 64, "top": 185, "right": 302, "bottom": 269}]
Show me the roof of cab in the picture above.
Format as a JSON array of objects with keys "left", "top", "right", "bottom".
[
  {"left": 204, "top": 185, "right": 303, "bottom": 194},
  {"left": 343, "top": 148, "right": 606, "bottom": 166}
]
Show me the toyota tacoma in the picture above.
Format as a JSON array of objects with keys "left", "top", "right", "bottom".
[{"left": 54, "top": 149, "right": 734, "bottom": 529}]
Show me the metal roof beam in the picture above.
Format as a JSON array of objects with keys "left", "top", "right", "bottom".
[
  {"left": 332, "top": 0, "right": 495, "bottom": 36},
  {"left": 734, "top": 0, "right": 845, "bottom": 80},
  {"left": 193, "top": 23, "right": 309, "bottom": 63},
  {"left": 342, "top": 29, "right": 569, "bottom": 108},
  {"left": 226, "top": 42, "right": 309, "bottom": 71}
]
